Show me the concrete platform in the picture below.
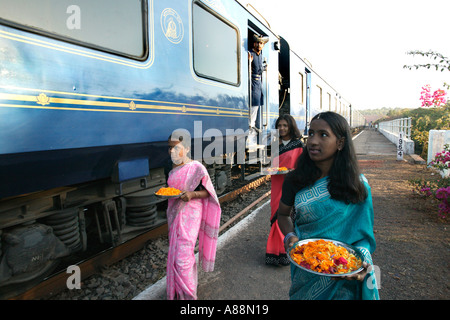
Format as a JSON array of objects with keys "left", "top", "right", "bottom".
[
  {"left": 353, "top": 129, "right": 398, "bottom": 156},
  {"left": 134, "top": 129, "right": 406, "bottom": 301},
  {"left": 133, "top": 200, "right": 291, "bottom": 300}
]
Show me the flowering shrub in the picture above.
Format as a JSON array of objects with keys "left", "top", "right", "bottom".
[
  {"left": 409, "top": 145, "right": 450, "bottom": 218},
  {"left": 436, "top": 187, "right": 450, "bottom": 216},
  {"left": 420, "top": 85, "right": 432, "bottom": 107},
  {"left": 433, "top": 89, "right": 447, "bottom": 107},
  {"left": 420, "top": 84, "right": 447, "bottom": 107},
  {"left": 410, "top": 177, "right": 450, "bottom": 219},
  {"left": 429, "top": 144, "right": 450, "bottom": 172}
]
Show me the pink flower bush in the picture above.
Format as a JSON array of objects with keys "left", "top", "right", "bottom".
[
  {"left": 410, "top": 145, "right": 450, "bottom": 219},
  {"left": 436, "top": 187, "right": 450, "bottom": 217},
  {"left": 432, "top": 89, "right": 447, "bottom": 107},
  {"left": 420, "top": 84, "right": 447, "bottom": 107},
  {"left": 429, "top": 144, "right": 450, "bottom": 171},
  {"left": 420, "top": 85, "right": 432, "bottom": 107},
  {"left": 420, "top": 186, "right": 432, "bottom": 196}
]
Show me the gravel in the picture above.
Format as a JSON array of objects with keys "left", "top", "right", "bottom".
[{"left": 50, "top": 177, "right": 271, "bottom": 300}]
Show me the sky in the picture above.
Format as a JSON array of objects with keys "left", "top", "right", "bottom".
[{"left": 239, "top": 0, "right": 450, "bottom": 110}]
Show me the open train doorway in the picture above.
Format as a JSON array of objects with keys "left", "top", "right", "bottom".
[
  {"left": 278, "top": 37, "right": 290, "bottom": 115},
  {"left": 243, "top": 23, "right": 270, "bottom": 180},
  {"left": 247, "top": 24, "right": 269, "bottom": 137}
]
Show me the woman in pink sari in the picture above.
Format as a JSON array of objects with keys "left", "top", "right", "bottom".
[
  {"left": 266, "top": 115, "right": 303, "bottom": 266},
  {"left": 165, "top": 130, "right": 221, "bottom": 300}
]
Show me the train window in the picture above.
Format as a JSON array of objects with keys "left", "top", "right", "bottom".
[
  {"left": 0, "top": 0, "right": 147, "bottom": 59},
  {"left": 193, "top": 2, "right": 239, "bottom": 85}
]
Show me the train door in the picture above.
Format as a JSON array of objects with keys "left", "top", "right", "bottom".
[
  {"left": 247, "top": 25, "right": 268, "bottom": 135},
  {"left": 244, "top": 23, "right": 271, "bottom": 180},
  {"left": 304, "top": 68, "right": 311, "bottom": 135},
  {"left": 278, "top": 37, "right": 290, "bottom": 115}
]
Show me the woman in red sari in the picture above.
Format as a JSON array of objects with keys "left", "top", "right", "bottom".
[{"left": 265, "top": 114, "right": 303, "bottom": 266}]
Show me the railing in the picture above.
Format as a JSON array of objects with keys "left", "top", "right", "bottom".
[{"left": 378, "top": 117, "right": 412, "bottom": 139}]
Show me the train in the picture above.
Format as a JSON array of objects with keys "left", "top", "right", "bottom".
[{"left": 0, "top": 0, "right": 366, "bottom": 297}]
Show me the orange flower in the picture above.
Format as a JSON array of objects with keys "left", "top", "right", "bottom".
[
  {"left": 290, "top": 239, "right": 362, "bottom": 274},
  {"left": 155, "top": 187, "right": 182, "bottom": 196}
]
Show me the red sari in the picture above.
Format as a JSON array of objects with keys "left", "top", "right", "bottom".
[{"left": 265, "top": 138, "right": 303, "bottom": 265}]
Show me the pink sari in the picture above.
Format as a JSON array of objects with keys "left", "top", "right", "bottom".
[{"left": 165, "top": 161, "right": 221, "bottom": 300}]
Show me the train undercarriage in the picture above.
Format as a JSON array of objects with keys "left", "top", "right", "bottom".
[{"left": 0, "top": 160, "right": 238, "bottom": 299}]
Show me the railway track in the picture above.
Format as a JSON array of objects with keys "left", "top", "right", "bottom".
[{"left": 10, "top": 174, "right": 271, "bottom": 300}]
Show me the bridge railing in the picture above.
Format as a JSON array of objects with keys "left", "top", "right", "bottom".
[
  {"left": 378, "top": 117, "right": 414, "bottom": 154},
  {"left": 378, "top": 117, "right": 412, "bottom": 139}
]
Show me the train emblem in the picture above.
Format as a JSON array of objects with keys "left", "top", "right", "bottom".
[{"left": 161, "top": 8, "right": 184, "bottom": 44}]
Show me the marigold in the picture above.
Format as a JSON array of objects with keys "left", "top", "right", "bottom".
[
  {"left": 155, "top": 187, "right": 182, "bottom": 196},
  {"left": 290, "top": 239, "right": 362, "bottom": 274}
]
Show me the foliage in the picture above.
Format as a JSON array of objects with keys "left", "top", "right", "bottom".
[
  {"left": 436, "top": 187, "right": 450, "bottom": 217},
  {"left": 409, "top": 145, "right": 450, "bottom": 219},
  {"left": 429, "top": 144, "right": 450, "bottom": 171},
  {"left": 374, "top": 106, "right": 450, "bottom": 158},
  {"left": 404, "top": 50, "right": 450, "bottom": 89},
  {"left": 359, "top": 107, "right": 395, "bottom": 117},
  {"left": 404, "top": 51, "right": 450, "bottom": 219},
  {"left": 409, "top": 177, "right": 450, "bottom": 219}
]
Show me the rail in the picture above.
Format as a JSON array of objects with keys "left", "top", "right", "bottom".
[
  {"left": 378, "top": 117, "right": 414, "bottom": 154},
  {"left": 378, "top": 117, "right": 412, "bottom": 139}
]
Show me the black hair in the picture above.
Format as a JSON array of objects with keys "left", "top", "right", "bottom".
[
  {"left": 275, "top": 114, "right": 302, "bottom": 140},
  {"left": 287, "top": 111, "right": 367, "bottom": 204}
]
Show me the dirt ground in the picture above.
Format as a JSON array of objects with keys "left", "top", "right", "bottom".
[{"left": 358, "top": 155, "right": 448, "bottom": 300}]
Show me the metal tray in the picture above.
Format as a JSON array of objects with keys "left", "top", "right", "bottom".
[
  {"left": 154, "top": 193, "right": 181, "bottom": 199},
  {"left": 288, "top": 238, "right": 364, "bottom": 277},
  {"left": 261, "top": 168, "right": 292, "bottom": 175},
  {"left": 154, "top": 190, "right": 183, "bottom": 199}
]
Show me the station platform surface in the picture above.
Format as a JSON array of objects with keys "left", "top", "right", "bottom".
[
  {"left": 134, "top": 129, "right": 399, "bottom": 300},
  {"left": 353, "top": 129, "right": 397, "bottom": 156},
  {"left": 134, "top": 200, "right": 289, "bottom": 300}
]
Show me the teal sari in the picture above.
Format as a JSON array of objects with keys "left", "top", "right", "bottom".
[{"left": 290, "top": 175, "right": 380, "bottom": 300}]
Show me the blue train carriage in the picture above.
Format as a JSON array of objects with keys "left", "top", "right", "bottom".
[
  {"left": 0, "top": 0, "right": 280, "bottom": 296},
  {"left": 277, "top": 36, "right": 354, "bottom": 137}
]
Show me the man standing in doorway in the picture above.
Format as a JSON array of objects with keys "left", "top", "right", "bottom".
[{"left": 248, "top": 34, "right": 268, "bottom": 136}]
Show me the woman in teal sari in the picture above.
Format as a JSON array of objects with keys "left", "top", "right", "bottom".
[{"left": 278, "top": 112, "right": 379, "bottom": 300}]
